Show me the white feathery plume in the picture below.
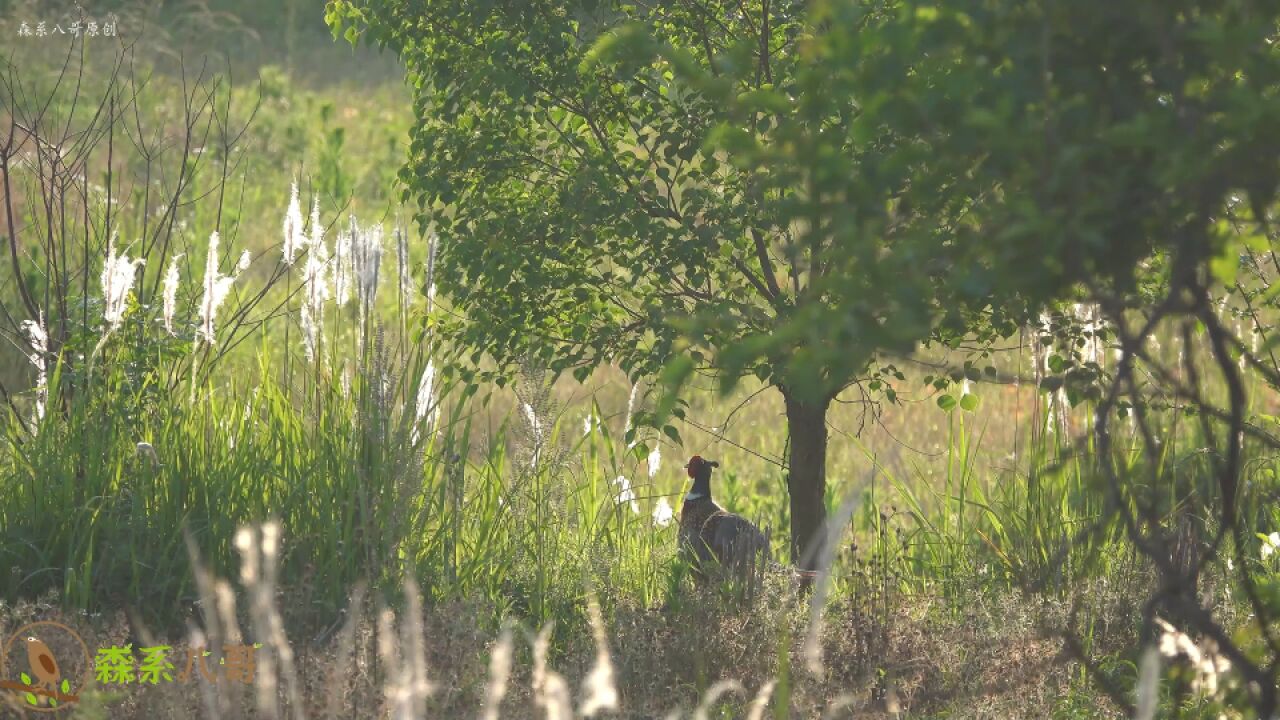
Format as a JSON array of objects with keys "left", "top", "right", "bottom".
[
  {"left": 412, "top": 360, "right": 438, "bottom": 445},
  {"left": 523, "top": 402, "right": 543, "bottom": 442},
  {"left": 1154, "top": 617, "right": 1232, "bottom": 696},
  {"left": 301, "top": 234, "right": 331, "bottom": 361},
  {"left": 694, "top": 680, "right": 745, "bottom": 720},
  {"left": 396, "top": 222, "right": 411, "bottom": 302},
  {"left": 282, "top": 182, "right": 305, "bottom": 266},
  {"left": 1073, "top": 303, "right": 1101, "bottom": 365},
  {"left": 579, "top": 596, "right": 619, "bottom": 717},
  {"left": 402, "top": 580, "right": 434, "bottom": 716},
  {"left": 300, "top": 205, "right": 331, "bottom": 361},
  {"left": 415, "top": 361, "right": 438, "bottom": 424},
  {"left": 623, "top": 382, "right": 639, "bottom": 447},
  {"left": 424, "top": 231, "right": 439, "bottom": 314},
  {"left": 1235, "top": 318, "right": 1246, "bottom": 371},
  {"left": 20, "top": 311, "right": 47, "bottom": 422},
  {"left": 532, "top": 624, "right": 573, "bottom": 720},
  {"left": 611, "top": 475, "right": 639, "bottom": 514},
  {"left": 198, "top": 232, "right": 247, "bottom": 345},
  {"left": 310, "top": 200, "right": 325, "bottom": 258},
  {"left": 162, "top": 254, "right": 183, "bottom": 335},
  {"left": 355, "top": 221, "right": 384, "bottom": 311},
  {"left": 652, "top": 497, "right": 674, "bottom": 527},
  {"left": 101, "top": 232, "right": 144, "bottom": 330},
  {"left": 1089, "top": 305, "right": 1102, "bottom": 365},
  {"left": 480, "top": 627, "right": 514, "bottom": 720},
  {"left": 334, "top": 225, "right": 353, "bottom": 306},
  {"left": 745, "top": 680, "right": 778, "bottom": 720},
  {"left": 523, "top": 401, "right": 544, "bottom": 468},
  {"left": 1262, "top": 531, "right": 1280, "bottom": 560},
  {"left": 648, "top": 446, "right": 661, "bottom": 479},
  {"left": 1034, "top": 315, "right": 1060, "bottom": 436}
]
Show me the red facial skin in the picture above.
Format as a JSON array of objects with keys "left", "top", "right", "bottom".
[{"left": 685, "top": 455, "right": 705, "bottom": 478}]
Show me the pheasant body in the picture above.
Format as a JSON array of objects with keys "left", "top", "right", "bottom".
[{"left": 678, "top": 456, "right": 769, "bottom": 579}]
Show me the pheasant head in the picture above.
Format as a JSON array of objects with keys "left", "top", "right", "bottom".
[{"left": 683, "top": 455, "right": 719, "bottom": 500}]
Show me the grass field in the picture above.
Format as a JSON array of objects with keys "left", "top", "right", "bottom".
[{"left": 0, "top": 2, "right": 1276, "bottom": 718}]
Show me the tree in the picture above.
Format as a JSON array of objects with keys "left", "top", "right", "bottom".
[
  {"left": 325, "top": 1, "right": 973, "bottom": 570},
  {"left": 788, "top": 0, "right": 1280, "bottom": 712}
]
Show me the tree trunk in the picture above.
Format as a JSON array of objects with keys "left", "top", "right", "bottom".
[{"left": 783, "top": 391, "right": 831, "bottom": 571}]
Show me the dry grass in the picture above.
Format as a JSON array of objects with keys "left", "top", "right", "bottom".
[{"left": 0, "top": 546, "right": 1143, "bottom": 719}]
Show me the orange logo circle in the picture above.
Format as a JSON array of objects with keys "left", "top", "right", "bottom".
[{"left": 1, "top": 621, "right": 93, "bottom": 713}]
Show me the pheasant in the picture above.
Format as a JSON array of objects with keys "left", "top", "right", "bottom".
[{"left": 679, "top": 455, "right": 770, "bottom": 580}]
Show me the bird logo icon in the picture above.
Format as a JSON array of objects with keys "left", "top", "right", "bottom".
[
  {"left": 1, "top": 621, "right": 91, "bottom": 712},
  {"left": 25, "top": 637, "right": 61, "bottom": 695}
]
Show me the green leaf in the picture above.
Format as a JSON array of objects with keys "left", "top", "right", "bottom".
[
  {"left": 662, "top": 424, "right": 683, "bottom": 445},
  {"left": 937, "top": 394, "right": 957, "bottom": 412},
  {"left": 735, "top": 88, "right": 792, "bottom": 114},
  {"left": 1210, "top": 249, "right": 1239, "bottom": 286},
  {"left": 959, "top": 393, "right": 979, "bottom": 412},
  {"left": 655, "top": 356, "right": 695, "bottom": 420}
]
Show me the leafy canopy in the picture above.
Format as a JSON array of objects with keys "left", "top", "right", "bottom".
[
  {"left": 325, "top": 1, "right": 983, "bottom": 408},
  {"left": 328, "top": 0, "right": 1280, "bottom": 410}
]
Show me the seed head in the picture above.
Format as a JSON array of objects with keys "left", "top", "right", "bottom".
[
  {"left": 198, "top": 232, "right": 247, "bottom": 345},
  {"left": 282, "top": 182, "right": 306, "bottom": 266},
  {"left": 162, "top": 254, "right": 183, "bottom": 335},
  {"left": 652, "top": 497, "right": 674, "bottom": 527},
  {"left": 101, "top": 232, "right": 144, "bottom": 330},
  {"left": 20, "top": 311, "right": 47, "bottom": 422}
]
